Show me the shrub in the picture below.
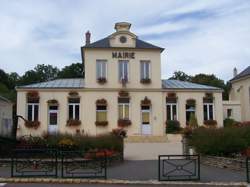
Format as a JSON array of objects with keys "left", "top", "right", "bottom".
[
  {"left": 189, "top": 113, "right": 198, "bottom": 129},
  {"left": 223, "top": 118, "right": 238, "bottom": 128},
  {"left": 204, "top": 120, "right": 217, "bottom": 127},
  {"left": 188, "top": 127, "right": 249, "bottom": 156},
  {"left": 166, "top": 120, "right": 181, "bottom": 133}
]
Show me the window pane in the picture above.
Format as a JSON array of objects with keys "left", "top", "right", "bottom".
[
  {"left": 172, "top": 105, "right": 177, "bottom": 120},
  {"left": 28, "top": 105, "right": 33, "bottom": 121},
  {"left": 203, "top": 105, "right": 208, "bottom": 121},
  {"left": 49, "top": 112, "right": 57, "bottom": 125},
  {"left": 102, "top": 62, "right": 106, "bottom": 78},
  {"left": 96, "top": 61, "right": 101, "bottom": 78},
  {"left": 119, "top": 62, "right": 123, "bottom": 80},
  {"left": 140, "top": 62, "right": 144, "bottom": 79},
  {"left": 124, "top": 61, "right": 128, "bottom": 79},
  {"left": 49, "top": 106, "right": 58, "bottom": 110},
  {"left": 118, "top": 105, "right": 123, "bottom": 119},
  {"left": 166, "top": 105, "right": 171, "bottom": 121},
  {"left": 97, "top": 111, "right": 107, "bottom": 122},
  {"left": 75, "top": 105, "right": 80, "bottom": 120},
  {"left": 209, "top": 105, "right": 213, "bottom": 120},
  {"left": 142, "top": 112, "right": 150, "bottom": 124},
  {"left": 141, "top": 105, "right": 150, "bottom": 110},
  {"left": 69, "top": 105, "right": 73, "bottom": 119},
  {"left": 145, "top": 62, "right": 149, "bottom": 78},
  {"left": 34, "top": 105, "right": 39, "bottom": 121},
  {"left": 97, "top": 105, "right": 107, "bottom": 110},
  {"left": 124, "top": 105, "right": 129, "bottom": 119}
]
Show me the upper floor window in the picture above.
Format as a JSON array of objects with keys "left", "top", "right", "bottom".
[
  {"left": 140, "top": 61, "right": 150, "bottom": 80},
  {"left": 118, "top": 60, "right": 129, "bottom": 82},
  {"left": 68, "top": 98, "right": 80, "bottom": 120},
  {"left": 96, "top": 60, "right": 107, "bottom": 79}
]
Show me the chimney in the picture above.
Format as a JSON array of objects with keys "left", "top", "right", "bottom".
[
  {"left": 233, "top": 67, "right": 237, "bottom": 77},
  {"left": 85, "top": 31, "right": 91, "bottom": 45}
]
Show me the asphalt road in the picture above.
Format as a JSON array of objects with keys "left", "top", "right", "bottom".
[{"left": 0, "top": 183, "right": 247, "bottom": 187}]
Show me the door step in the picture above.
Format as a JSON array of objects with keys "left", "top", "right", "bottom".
[{"left": 124, "top": 135, "right": 168, "bottom": 143}]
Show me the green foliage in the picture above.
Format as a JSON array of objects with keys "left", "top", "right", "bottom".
[
  {"left": 223, "top": 118, "right": 238, "bottom": 128},
  {"left": 165, "top": 120, "right": 181, "bottom": 133},
  {"left": 169, "top": 71, "right": 191, "bottom": 81},
  {"left": 189, "top": 127, "right": 250, "bottom": 156},
  {"left": 189, "top": 113, "right": 198, "bottom": 128},
  {"left": 58, "top": 63, "right": 84, "bottom": 78}
]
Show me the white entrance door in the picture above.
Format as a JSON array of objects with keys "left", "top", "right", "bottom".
[
  {"left": 141, "top": 106, "right": 151, "bottom": 135},
  {"left": 48, "top": 105, "right": 58, "bottom": 134}
]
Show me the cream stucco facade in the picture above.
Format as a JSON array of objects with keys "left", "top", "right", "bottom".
[{"left": 16, "top": 22, "right": 224, "bottom": 137}]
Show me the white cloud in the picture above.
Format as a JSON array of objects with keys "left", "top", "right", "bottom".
[{"left": 0, "top": 0, "right": 249, "bottom": 81}]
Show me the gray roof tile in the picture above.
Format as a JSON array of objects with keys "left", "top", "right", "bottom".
[
  {"left": 17, "top": 79, "right": 85, "bottom": 89},
  {"left": 162, "top": 80, "right": 221, "bottom": 90},
  {"left": 230, "top": 66, "right": 250, "bottom": 82},
  {"left": 83, "top": 37, "right": 164, "bottom": 51}
]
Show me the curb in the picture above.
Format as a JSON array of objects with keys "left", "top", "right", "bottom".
[{"left": 0, "top": 178, "right": 248, "bottom": 186}]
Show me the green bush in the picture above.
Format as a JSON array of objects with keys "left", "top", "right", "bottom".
[
  {"left": 166, "top": 120, "right": 181, "bottom": 133},
  {"left": 189, "top": 127, "right": 250, "bottom": 156},
  {"left": 223, "top": 118, "right": 238, "bottom": 128}
]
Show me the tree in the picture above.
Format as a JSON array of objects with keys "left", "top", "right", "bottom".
[
  {"left": 58, "top": 63, "right": 84, "bottom": 78},
  {"left": 34, "top": 64, "right": 59, "bottom": 82},
  {"left": 169, "top": 71, "right": 191, "bottom": 81}
]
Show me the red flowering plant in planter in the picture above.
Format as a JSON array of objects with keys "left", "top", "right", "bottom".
[
  {"left": 26, "top": 91, "right": 40, "bottom": 103},
  {"left": 66, "top": 119, "right": 81, "bottom": 127},
  {"left": 97, "top": 77, "right": 107, "bottom": 84},
  {"left": 140, "top": 78, "right": 151, "bottom": 84},
  {"left": 24, "top": 120, "right": 40, "bottom": 129},
  {"left": 204, "top": 120, "right": 217, "bottom": 128},
  {"left": 118, "top": 119, "right": 131, "bottom": 127}
]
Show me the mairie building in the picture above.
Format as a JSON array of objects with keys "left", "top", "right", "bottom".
[{"left": 16, "top": 22, "right": 223, "bottom": 137}]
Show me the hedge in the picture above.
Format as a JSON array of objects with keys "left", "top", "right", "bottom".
[
  {"left": 188, "top": 126, "right": 250, "bottom": 157},
  {"left": 165, "top": 120, "right": 181, "bottom": 133}
]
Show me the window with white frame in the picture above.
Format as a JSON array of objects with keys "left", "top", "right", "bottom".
[
  {"left": 68, "top": 98, "right": 80, "bottom": 120},
  {"left": 118, "top": 97, "right": 129, "bottom": 119},
  {"left": 96, "top": 60, "right": 107, "bottom": 79},
  {"left": 118, "top": 60, "right": 129, "bottom": 81},
  {"left": 166, "top": 103, "right": 177, "bottom": 120},
  {"left": 140, "top": 60, "right": 150, "bottom": 79},
  {"left": 27, "top": 103, "right": 39, "bottom": 121},
  {"left": 96, "top": 105, "right": 107, "bottom": 122},
  {"left": 203, "top": 103, "right": 214, "bottom": 120}
]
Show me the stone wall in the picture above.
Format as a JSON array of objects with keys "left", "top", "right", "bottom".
[{"left": 201, "top": 156, "right": 246, "bottom": 171}]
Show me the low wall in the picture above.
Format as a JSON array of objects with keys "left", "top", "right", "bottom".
[{"left": 201, "top": 156, "right": 246, "bottom": 171}]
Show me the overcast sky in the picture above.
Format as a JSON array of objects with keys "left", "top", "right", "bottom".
[{"left": 0, "top": 0, "right": 250, "bottom": 81}]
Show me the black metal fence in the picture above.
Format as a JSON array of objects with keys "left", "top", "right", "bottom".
[
  {"left": 61, "top": 151, "right": 107, "bottom": 179},
  {"left": 158, "top": 154, "right": 200, "bottom": 181},
  {"left": 247, "top": 157, "right": 250, "bottom": 183}
]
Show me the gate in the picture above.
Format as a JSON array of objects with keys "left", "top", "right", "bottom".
[
  {"left": 158, "top": 154, "right": 200, "bottom": 181},
  {"left": 247, "top": 157, "right": 250, "bottom": 183},
  {"left": 11, "top": 149, "right": 58, "bottom": 178},
  {"left": 61, "top": 151, "right": 107, "bottom": 179}
]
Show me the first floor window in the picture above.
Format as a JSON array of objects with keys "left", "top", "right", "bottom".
[
  {"left": 27, "top": 103, "right": 39, "bottom": 121},
  {"left": 141, "top": 105, "right": 150, "bottom": 124},
  {"left": 166, "top": 103, "right": 177, "bottom": 120},
  {"left": 68, "top": 98, "right": 80, "bottom": 120},
  {"left": 96, "top": 105, "right": 107, "bottom": 122},
  {"left": 118, "top": 103, "right": 129, "bottom": 120},
  {"left": 118, "top": 60, "right": 129, "bottom": 81},
  {"left": 203, "top": 103, "right": 214, "bottom": 120},
  {"left": 140, "top": 60, "right": 150, "bottom": 79},
  {"left": 227, "top": 109, "right": 232, "bottom": 118},
  {"left": 96, "top": 60, "right": 107, "bottom": 79}
]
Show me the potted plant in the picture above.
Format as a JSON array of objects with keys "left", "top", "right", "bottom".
[
  {"left": 24, "top": 120, "right": 40, "bottom": 129},
  {"left": 97, "top": 77, "right": 107, "bottom": 84},
  {"left": 95, "top": 121, "right": 108, "bottom": 126},
  {"left": 204, "top": 120, "right": 217, "bottom": 127},
  {"left": 140, "top": 78, "right": 151, "bottom": 84},
  {"left": 118, "top": 119, "right": 131, "bottom": 127},
  {"left": 67, "top": 119, "right": 81, "bottom": 126}
]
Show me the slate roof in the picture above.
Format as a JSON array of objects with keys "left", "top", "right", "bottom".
[
  {"left": 83, "top": 37, "right": 164, "bottom": 52},
  {"left": 230, "top": 66, "right": 250, "bottom": 82},
  {"left": 162, "top": 80, "right": 222, "bottom": 90},
  {"left": 16, "top": 79, "right": 85, "bottom": 89}
]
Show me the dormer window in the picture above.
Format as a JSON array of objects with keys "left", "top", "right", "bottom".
[{"left": 120, "top": 36, "right": 127, "bottom": 43}]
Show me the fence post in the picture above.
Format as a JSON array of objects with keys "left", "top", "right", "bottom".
[{"left": 247, "top": 157, "right": 249, "bottom": 183}]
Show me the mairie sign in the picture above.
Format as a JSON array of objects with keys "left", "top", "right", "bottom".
[{"left": 112, "top": 52, "right": 135, "bottom": 59}]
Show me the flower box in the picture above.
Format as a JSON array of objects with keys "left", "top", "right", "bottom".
[
  {"left": 204, "top": 120, "right": 217, "bottom": 127},
  {"left": 24, "top": 121, "right": 40, "bottom": 129},
  {"left": 95, "top": 121, "right": 108, "bottom": 126},
  {"left": 118, "top": 119, "right": 131, "bottom": 127},
  {"left": 140, "top": 78, "right": 151, "bottom": 84},
  {"left": 118, "top": 90, "right": 129, "bottom": 97},
  {"left": 97, "top": 77, "right": 107, "bottom": 84},
  {"left": 67, "top": 119, "right": 81, "bottom": 126}
]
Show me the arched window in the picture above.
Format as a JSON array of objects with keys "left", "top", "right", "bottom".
[{"left": 186, "top": 99, "right": 196, "bottom": 125}]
